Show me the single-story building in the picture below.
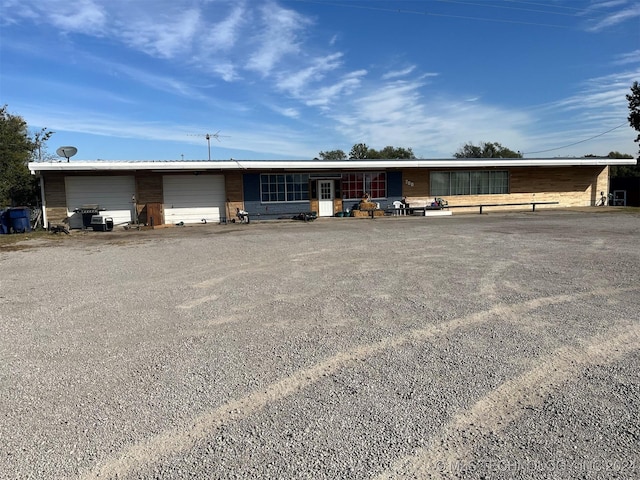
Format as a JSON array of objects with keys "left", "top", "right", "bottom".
[{"left": 28, "top": 157, "right": 637, "bottom": 228}]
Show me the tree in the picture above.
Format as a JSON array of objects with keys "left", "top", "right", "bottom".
[
  {"left": 454, "top": 141, "right": 522, "bottom": 158},
  {"left": 349, "top": 143, "right": 370, "bottom": 159},
  {"left": 318, "top": 149, "right": 347, "bottom": 160},
  {"left": 0, "top": 106, "right": 52, "bottom": 207},
  {"left": 378, "top": 146, "right": 415, "bottom": 159},
  {"left": 628, "top": 81, "right": 640, "bottom": 159},
  {"left": 608, "top": 151, "right": 640, "bottom": 178},
  {"left": 347, "top": 143, "right": 416, "bottom": 159}
]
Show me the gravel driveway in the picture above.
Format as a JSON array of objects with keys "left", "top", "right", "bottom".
[{"left": 1, "top": 210, "right": 639, "bottom": 479}]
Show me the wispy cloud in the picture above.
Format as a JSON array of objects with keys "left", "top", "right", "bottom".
[
  {"left": 118, "top": 8, "right": 202, "bottom": 59},
  {"left": 381, "top": 65, "right": 416, "bottom": 80},
  {"left": 276, "top": 53, "right": 344, "bottom": 95},
  {"left": 245, "top": 2, "right": 310, "bottom": 76},
  {"left": 583, "top": 1, "right": 640, "bottom": 31},
  {"left": 202, "top": 4, "right": 246, "bottom": 53},
  {"left": 0, "top": 0, "right": 107, "bottom": 32},
  {"left": 326, "top": 78, "right": 531, "bottom": 157},
  {"left": 614, "top": 49, "right": 640, "bottom": 65},
  {"left": 48, "top": 0, "right": 107, "bottom": 34},
  {"left": 304, "top": 70, "right": 367, "bottom": 109}
]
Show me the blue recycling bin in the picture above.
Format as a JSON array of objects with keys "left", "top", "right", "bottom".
[
  {"left": 0, "top": 210, "right": 9, "bottom": 234},
  {"left": 9, "top": 207, "right": 31, "bottom": 233}
]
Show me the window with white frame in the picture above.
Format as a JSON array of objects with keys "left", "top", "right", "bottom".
[
  {"left": 261, "top": 174, "right": 310, "bottom": 202},
  {"left": 341, "top": 172, "right": 386, "bottom": 200},
  {"left": 430, "top": 170, "right": 509, "bottom": 196}
]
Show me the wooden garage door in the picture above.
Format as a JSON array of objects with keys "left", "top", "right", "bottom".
[
  {"left": 163, "top": 175, "right": 226, "bottom": 224},
  {"left": 65, "top": 176, "right": 135, "bottom": 228}
]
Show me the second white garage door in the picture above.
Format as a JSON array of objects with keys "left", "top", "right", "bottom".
[{"left": 163, "top": 175, "right": 226, "bottom": 224}]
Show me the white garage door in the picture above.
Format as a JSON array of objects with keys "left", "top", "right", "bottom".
[
  {"left": 66, "top": 176, "right": 135, "bottom": 228},
  {"left": 163, "top": 175, "right": 226, "bottom": 224}
]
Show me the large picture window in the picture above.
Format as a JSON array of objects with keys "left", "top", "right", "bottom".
[
  {"left": 261, "top": 174, "right": 309, "bottom": 202},
  {"left": 431, "top": 170, "right": 509, "bottom": 196},
  {"left": 341, "top": 172, "right": 387, "bottom": 200}
]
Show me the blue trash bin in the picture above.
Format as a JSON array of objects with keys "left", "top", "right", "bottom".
[
  {"left": 9, "top": 207, "right": 31, "bottom": 233},
  {"left": 0, "top": 210, "right": 9, "bottom": 234}
]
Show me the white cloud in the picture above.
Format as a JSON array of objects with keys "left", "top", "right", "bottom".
[
  {"left": 269, "top": 105, "right": 300, "bottom": 119},
  {"left": 276, "top": 53, "right": 343, "bottom": 95},
  {"left": 614, "top": 49, "right": 640, "bottom": 65},
  {"left": 48, "top": 0, "right": 107, "bottom": 33},
  {"left": 1, "top": 0, "right": 108, "bottom": 33},
  {"left": 304, "top": 70, "right": 367, "bottom": 108},
  {"left": 245, "top": 2, "right": 310, "bottom": 76},
  {"left": 584, "top": 2, "right": 640, "bottom": 31},
  {"left": 202, "top": 5, "right": 246, "bottom": 52},
  {"left": 118, "top": 8, "right": 202, "bottom": 59},
  {"left": 381, "top": 65, "right": 416, "bottom": 80},
  {"left": 327, "top": 79, "right": 532, "bottom": 157}
]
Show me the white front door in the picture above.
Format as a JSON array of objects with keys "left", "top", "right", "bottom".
[{"left": 318, "top": 180, "right": 334, "bottom": 217}]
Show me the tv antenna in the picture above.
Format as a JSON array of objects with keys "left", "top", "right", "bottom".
[
  {"left": 187, "top": 131, "right": 230, "bottom": 160},
  {"left": 56, "top": 146, "right": 77, "bottom": 162}
]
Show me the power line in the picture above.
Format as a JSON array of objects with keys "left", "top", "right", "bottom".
[
  {"left": 433, "top": 0, "right": 581, "bottom": 18},
  {"left": 288, "top": 0, "right": 579, "bottom": 29},
  {"left": 502, "top": 1, "right": 585, "bottom": 13},
  {"left": 521, "top": 123, "right": 628, "bottom": 155}
]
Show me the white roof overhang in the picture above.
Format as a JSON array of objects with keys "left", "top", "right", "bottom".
[{"left": 28, "top": 158, "right": 637, "bottom": 174}]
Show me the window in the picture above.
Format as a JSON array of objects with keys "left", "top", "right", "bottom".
[
  {"left": 341, "top": 172, "right": 386, "bottom": 199},
  {"left": 431, "top": 170, "right": 509, "bottom": 196},
  {"left": 261, "top": 174, "right": 309, "bottom": 202}
]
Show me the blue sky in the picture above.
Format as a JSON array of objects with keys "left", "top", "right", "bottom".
[{"left": 1, "top": 0, "right": 639, "bottom": 161}]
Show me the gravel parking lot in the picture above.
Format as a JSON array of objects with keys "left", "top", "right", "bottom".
[{"left": 1, "top": 210, "right": 639, "bottom": 479}]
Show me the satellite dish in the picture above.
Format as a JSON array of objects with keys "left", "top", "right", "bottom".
[{"left": 56, "top": 146, "right": 78, "bottom": 162}]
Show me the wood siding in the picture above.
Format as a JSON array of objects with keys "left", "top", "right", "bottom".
[
  {"left": 135, "top": 174, "right": 163, "bottom": 224},
  {"left": 136, "top": 174, "right": 163, "bottom": 203},
  {"left": 43, "top": 174, "right": 68, "bottom": 225},
  {"left": 225, "top": 172, "right": 243, "bottom": 221}
]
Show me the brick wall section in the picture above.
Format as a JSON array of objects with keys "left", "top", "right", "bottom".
[{"left": 401, "top": 166, "right": 608, "bottom": 211}]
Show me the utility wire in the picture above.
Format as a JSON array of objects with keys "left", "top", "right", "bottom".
[
  {"left": 433, "top": 0, "right": 581, "bottom": 18},
  {"left": 503, "top": 0, "right": 585, "bottom": 13},
  {"left": 521, "top": 123, "right": 628, "bottom": 155},
  {"left": 289, "top": 0, "right": 579, "bottom": 28}
]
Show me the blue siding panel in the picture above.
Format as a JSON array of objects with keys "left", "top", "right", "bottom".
[
  {"left": 243, "top": 201, "right": 312, "bottom": 220},
  {"left": 243, "top": 174, "right": 261, "bottom": 202},
  {"left": 387, "top": 170, "right": 403, "bottom": 197}
]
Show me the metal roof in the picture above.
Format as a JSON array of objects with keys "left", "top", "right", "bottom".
[{"left": 28, "top": 157, "right": 637, "bottom": 174}]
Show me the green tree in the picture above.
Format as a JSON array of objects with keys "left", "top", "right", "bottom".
[
  {"left": 318, "top": 149, "right": 347, "bottom": 160},
  {"left": 349, "top": 143, "right": 370, "bottom": 159},
  {"left": 608, "top": 151, "right": 640, "bottom": 178},
  {"left": 454, "top": 141, "right": 522, "bottom": 158},
  {"left": 378, "top": 145, "right": 416, "bottom": 159},
  {"left": 0, "top": 106, "right": 52, "bottom": 207},
  {"left": 628, "top": 81, "right": 640, "bottom": 158},
  {"left": 347, "top": 143, "right": 416, "bottom": 159}
]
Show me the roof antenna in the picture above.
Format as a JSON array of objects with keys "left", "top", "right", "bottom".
[{"left": 187, "top": 131, "right": 230, "bottom": 160}]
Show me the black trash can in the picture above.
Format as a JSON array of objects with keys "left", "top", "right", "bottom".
[{"left": 9, "top": 207, "right": 31, "bottom": 233}]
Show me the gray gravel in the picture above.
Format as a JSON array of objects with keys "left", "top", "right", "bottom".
[{"left": 1, "top": 210, "right": 639, "bottom": 479}]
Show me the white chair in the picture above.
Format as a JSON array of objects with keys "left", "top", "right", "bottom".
[{"left": 392, "top": 200, "right": 405, "bottom": 215}]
